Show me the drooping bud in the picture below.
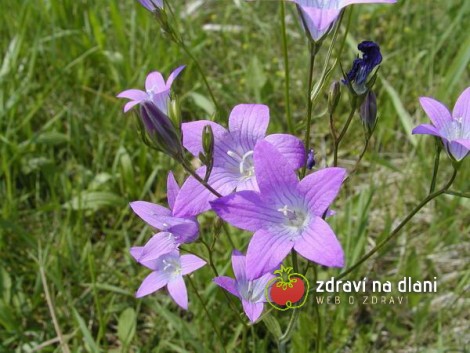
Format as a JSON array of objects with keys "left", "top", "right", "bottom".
[
  {"left": 138, "top": 0, "right": 163, "bottom": 12},
  {"left": 328, "top": 81, "right": 341, "bottom": 115},
  {"left": 201, "top": 125, "right": 214, "bottom": 182},
  {"left": 139, "top": 101, "right": 183, "bottom": 159},
  {"left": 359, "top": 91, "right": 377, "bottom": 133},
  {"left": 306, "top": 149, "right": 316, "bottom": 170}
]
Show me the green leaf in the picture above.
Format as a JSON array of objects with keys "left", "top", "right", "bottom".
[
  {"left": 188, "top": 92, "right": 215, "bottom": 116},
  {"left": 117, "top": 307, "right": 136, "bottom": 347},
  {"left": 262, "top": 313, "right": 282, "bottom": 339},
  {"left": 63, "top": 191, "right": 125, "bottom": 211},
  {"left": 73, "top": 308, "right": 100, "bottom": 353}
]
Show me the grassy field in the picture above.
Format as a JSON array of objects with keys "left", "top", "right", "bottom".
[{"left": 1, "top": 0, "right": 469, "bottom": 352}]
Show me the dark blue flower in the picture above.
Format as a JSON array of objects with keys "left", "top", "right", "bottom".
[{"left": 343, "top": 41, "right": 382, "bottom": 94}]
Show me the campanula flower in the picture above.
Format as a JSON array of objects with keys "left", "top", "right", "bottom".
[
  {"left": 173, "top": 104, "right": 306, "bottom": 217},
  {"left": 412, "top": 87, "right": 470, "bottom": 161},
  {"left": 291, "top": 0, "right": 396, "bottom": 42},
  {"left": 211, "top": 141, "right": 346, "bottom": 280},
  {"left": 130, "top": 172, "right": 199, "bottom": 264},
  {"left": 138, "top": 0, "right": 163, "bottom": 12},
  {"left": 117, "top": 66, "right": 185, "bottom": 114},
  {"left": 343, "top": 41, "right": 382, "bottom": 95},
  {"left": 130, "top": 249, "right": 206, "bottom": 309},
  {"left": 213, "top": 251, "right": 274, "bottom": 323}
]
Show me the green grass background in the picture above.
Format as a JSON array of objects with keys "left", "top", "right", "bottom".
[{"left": 0, "top": 0, "right": 469, "bottom": 352}]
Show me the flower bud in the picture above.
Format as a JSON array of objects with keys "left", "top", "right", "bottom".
[
  {"left": 168, "top": 98, "right": 182, "bottom": 127},
  {"left": 306, "top": 149, "right": 316, "bottom": 170},
  {"left": 140, "top": 101, "right": 183, "bottom": 159},
  {"left": 360, "top": 91, "right": 377, "bottom": 133},
  {"left": 328, "top": 81, "right": 341, "bottom": 115},
  {"left": 202, "top": 125, "right": 214, "bottom": 158}
]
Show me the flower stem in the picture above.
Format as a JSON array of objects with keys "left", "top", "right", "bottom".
[
  {"left": 301, "top": 41, "right": 318, "bottom": 177},
  {"left": 332, "top": 167, "right": 458, "bottom": 282},
  {"left": 445, "top": 190, "right": 470, "bottom": 198},
  {"left": 429, "top": 139, "right": 442, "bottom": 193},
  {"left": 180, "top": 159, "right": 222, "bottom": 197},
  {"left": 187, "top": 277, "right": 227, "bottom": 353},
  {"left": 347, "top": 134, "right": 371, "bottom": 178},
  {"left": 280, "top": 0, "right": 293, "bottom": 133},
  {"left": 333, "top": 97, "right": 357, "bottom": 166},
  {"left": 313, "top": 266, "right": 322, "bottom": 353}
]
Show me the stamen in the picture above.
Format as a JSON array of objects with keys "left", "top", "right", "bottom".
[{"left": 227, "top": 150, "right": 242, "bottom": 161}]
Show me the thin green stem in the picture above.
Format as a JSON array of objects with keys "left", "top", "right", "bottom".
[
  {"left": 313, "top": 266, "right": 322, "bottom": 353},
  {"left": 333, "top": 98, "right": 357, "bottom": 166},
  {"left": 280, "top": 1, "right": 293, "bottom": 133},
  {"left": 429, "top": 140, "right": 442, "bottom": 193},
  {"left": 181, "top": 159, "right": 222, "bottom": 197},
  {"left": 301, "top": 41, "right": 318, "bottom": 177},
  {"left": 347, "top": 135, "right": 370, "bottom": 178},
  {"left": 445, "top": 190, "right": 470, "bottom": 198},
  {"left": 187, "top": 277, "right": 227, "bottom": 353},
  {"left": 331, "top": 167, "right": 458, "bottom": 283}
]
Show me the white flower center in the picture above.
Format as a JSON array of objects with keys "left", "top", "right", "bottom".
[
  {"left": 440, "top": 118, "right": 469, "bottom": 141},
  {"left": 277, "top": 205, "right": 309, "bottom": 232},
  {"left": 162, "top": 258, "right": 182, "bottom": 278},
  {"left": 237, "top": 281, "right": 263, "bottom": 302},
  {"left": 227, "top": 150, "right": 255, "bottom": 178}
]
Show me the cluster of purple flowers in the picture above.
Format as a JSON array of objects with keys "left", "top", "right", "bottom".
[
  {"left": 119, "top": 66, "right": 346, "bottom": 321},
  {"left": 119, "top": 0, "right": 470, "bottom": 324}
]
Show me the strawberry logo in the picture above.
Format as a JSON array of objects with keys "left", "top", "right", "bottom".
[{"left": 265, "top": 265, "right": 309, "bottom": 310}]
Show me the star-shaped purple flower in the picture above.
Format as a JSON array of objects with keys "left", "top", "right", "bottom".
[
  {"left": 130, "top": 172, "right": 199, "bottom": 263},
  {"left": 412, "top": 87, "right": 470, "bottom": 161},
  {"left": 173, "top": 104, "right": 306, "bottom": 217},
  {"left": 211, "top": 140, "right": 346, "bottom": 280},
  {"left": 291, "top": 0, "right": 396, "bottom": 41},
  {"left": 138, "top": 0, "right": 163, "bottom": 11},
  {"left": 130, "top": 249, "right": 206, "bottom": 309},
  {"left": 117, "top": 66, "right": 185, "bottom": 113},
  {"left": 213, "top": 250, "right": 274, "bottom": 323}
]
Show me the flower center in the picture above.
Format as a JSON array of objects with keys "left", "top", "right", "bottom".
[
  {"left": 440, "top": 118, "right": 468, "bottom": 141},
  {"left": 162, "top": 258, "right": 182, "bottom": 278},
  {"left": 238, "top": 281, "right": 263, "bottom": 302},
  {"left": 227, "top": 150, "right": 255, "bottom": 178},
  {"left": 277, "top": 205, "right": 308, "bottom": 231}
]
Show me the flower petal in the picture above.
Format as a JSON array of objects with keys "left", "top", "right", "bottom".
[
  {"left": 447, "top": 141, "right": 469, "bottom": 161},
  {"left": 419, "top": 97, "right": 452, "bottom": 129},
  {"left": 213, "top": 276, "right": 239, "bottom": 298},
  {"left": 137, "top": 232, "right": 178, "bottom": 263},
  {"left": 231, "top": 250, "right": 247, "bottom": 282},
  {"left": 263, "top": 134, "right": 306, "bottom": 170},
  {"left": 145, "top": 71, "right": 165, "bottom": 92},
  {"left": 229, "top": 104, "right": 270, "bottom": 152},
  {"left": 454, "top": 138, "right": 470, "bottom": 150},
  {"left": 180, "top": 254, "right": 206, "bottom": 275},
  {"left": 412, "top": 123, "right": 442, "bottom": 137},
  {"left": 182, "top": 120, "right": 236, "bottom": 166},
  {"left": 167, "top": 277, "right": 188, "bottom": 310},
  {"left": 452, "top": 86, "right": 470, "bottom": 126},
  {"left": 242, "top": 299, "right": 264, "bottom": 323},
  {"left": 166, "top": 65, "right": 186, "bottom": 89},
  {"left": 245, "top": 228, "right": 294, "bottom": 280},
  {"left": 173, "top": 167, "right": 238, "bottom": 217},
  {"left": 297, "top": 6, "right": 339, "bottom": 41},
  {"left": 210, "top": 191, "right": 283, "bottom": 232},
  {"left": 294, "top": 217, "right": 344, "bottom": 267},
  {"left": 167, "top": 172, "right": 180, "bottom": 211},
  {"left": 297, "top": 167, "right": 346, "bottom": 217},
  {"left": 117, "top": 89, "right": 148, "bottom": 101},
  {"left": 253, "top": 140, "right": 299, "bottom": 201},
  {"left": 136, "top": 271, "right": 170, "bottom": 298},
  {"left": 130, "top": 201, "right": 172, "bottom": 228},
  {"left": 251, "top": 272, "right": 276, "bottom": 303}
]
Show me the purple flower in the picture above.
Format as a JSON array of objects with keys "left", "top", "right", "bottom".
[
  {"left": 211, "top": 141, "right": 346, "bottom": 280},
  {"left": 173, "top": 104, "right": 306, "bottom": 217},
  {"left": 213, "top": 251, "right": 274, "bottom": 323},
  {"left": 412, "top": 87, "right": 470, "bottom": 161},
  {"left": 291, "top": 0, "right": 396, "bottom": 41},
  {"left": 130, "top": 172, "right": 199, "bottom": 263},
  {"left": 138, "top": 0, "right": 163, "bottom": 12},
  {"left": 130, "top": 249, "right": 206, "bottom": 309},
  {"left": 343, "top": 41, "right": 382, "bottom": 94},
  {"left": 117, "top": 66, "right": 185, "bottom": 113}
]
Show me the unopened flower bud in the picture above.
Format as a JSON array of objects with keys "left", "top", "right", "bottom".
[
  {"left": 360, "top": 90, "right": 377, "bottom": 133},
  {"left": 306, "top": 149, "right": 316, "bottom": 170},
  {"left": 140, "top": 101, "right": 183, "bottom": 158},
  {"left": 328, "top": 81, "right": 341, "bottom": 115},
  {"left": 202, "top": 125, "right": 214, "bottom": 158},
  {"left": 168, "top": 98, "right": 181, "bottom": 127}
]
